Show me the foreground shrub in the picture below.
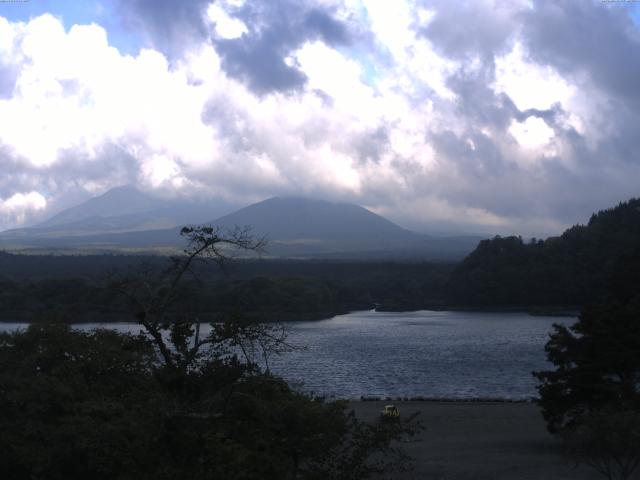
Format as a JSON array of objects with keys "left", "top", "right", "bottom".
[{"left": 0, "top": 324, "right": 420, "bottom": 480}]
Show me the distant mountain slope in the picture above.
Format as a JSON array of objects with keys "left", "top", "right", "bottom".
[
  {"left": 446, "top": 198, "right": 640, "bottom": 307},
  {"left": 0, "top": 186, "right": 233, "bottom": 239},
  {"left": 212, "top": 197, "right": 417, "bottom": 241},
  {"left": 0, "top": 194, "right": 481, "bottom": 260},
  {"left": 207, "top": 197, "right": 480, "bottom": 259},
  {"left": 37, "top": 186, "right": 158, "bottom": 228}
]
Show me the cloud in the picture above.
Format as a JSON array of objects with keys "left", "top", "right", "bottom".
[
  {"left": 521, "top": 1, "right": 640, "bottom": 108},
  {"left": 418, "top": 0, "right": 524, "bottom": 61},
  {"left": 0, "top": 191, "right": 47, "bottom": 226},
  {"left": 116, "top": 0, "right": 212, "bottom": 59},
  {"left": 509, "top": 117, "right": 555, "bottom": 150},
  {"left": 206, "top": 3, "right": 248, "bottom": 39},
  {"left": 212, "top": 0, "right": 354, "bottom": 94},
  {"left": 118, "top": 0, "right": 355, "bottom": 94},
  {"left": 0, "top": 1, "right": 639, "bottom": 236},
  {"left": 493, "top": 42, "right": 575, "bottom": 112}
]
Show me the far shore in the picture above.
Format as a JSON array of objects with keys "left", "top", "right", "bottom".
[
  {"left": 375, "top": 304, "right": 579, "bottom": 317},
  {"left": 349, "top": 400, "right": 600, "bottom": 480},
  {"left": 0, "top": 305, "right": 579, "bottom": 324}
]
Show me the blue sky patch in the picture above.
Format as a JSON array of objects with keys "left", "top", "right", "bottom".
[{"left": 0, "top": 0, "right": 142, "bottom": 55}]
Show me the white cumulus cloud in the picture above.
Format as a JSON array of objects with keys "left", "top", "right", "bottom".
[{"left": 0, "top": 191, "right": 47, "bottom": 226}]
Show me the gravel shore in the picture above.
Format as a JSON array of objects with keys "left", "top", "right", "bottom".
[{"left": 349, "top": 401, "right": 603, "bottom": 480}]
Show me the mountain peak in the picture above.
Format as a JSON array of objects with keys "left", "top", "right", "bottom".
[
  {"left": 37, "top": 185, "right": 159, "bottom": 228},
  {"left": 212, "top": 196, "right": 414, "bottom": 242},
  {"left": 100, "top": 184, "right": 144, "bottom": 197}
]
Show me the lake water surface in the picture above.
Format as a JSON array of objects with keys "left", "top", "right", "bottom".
[{"left": 1, "top": 310, "right": 573, "bottom": 400}]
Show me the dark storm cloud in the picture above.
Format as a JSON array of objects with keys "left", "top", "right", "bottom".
[
  {"left": 421, "top": 112, "right": 640, "bottom": 231},
  {"left": 515, "top": 106, "right": 558, "bottom": 125},
  {"left": 55, "top": 143, "right": 142, "bottom": 187},
  {"left": 351, "top": 126, "right": 389, "bottom": 164},
  {"left": 431, "top": 129, "right": 507, "bottom": 179},
  {"left": 118, "top": 0, "right": 354, "bottom": 94},
  {"left": 402, "top": 0, "right": 640, "bottom": 232},
  {"left": 521, "top": 1, "right": 640, "bottom": 108},
  {"left": 116, "top": 0, "right": 211, "bottom": 59},
  {"left": 445, "top": 56, "right": 562, "bottom": 143},
  {"left": 419, "top": 126, "right": 539, "bottom": 221},
  {"left": 598, "top": 107, "right": 640, "bottom": 164},
  {"left": 214, "top": 35, "right": 308, "bottom": 94},
  {"left": 305, "top": 8, "right": 351, "bottom": 44},
  {"left": 214, "top": 1, "right": 353, "bottom": 94},
  {"left": 405, "top": 127, "right": 613, "bottom": 229},
  {"left": 0, "top": 146, "right": 39, "bottom": 197},
  {"left": 446, "top": 67, "right": 517, "bottom": 130},
  {"left": 418, "top": 0, "right": 516, "bottom": 60},
  {"left": 516, "top": 1, "right": 640, "bottom": 212}
]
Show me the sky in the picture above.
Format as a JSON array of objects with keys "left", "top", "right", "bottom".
[{"left": 0, "top": 0, "right": 639, "bottom": 236}]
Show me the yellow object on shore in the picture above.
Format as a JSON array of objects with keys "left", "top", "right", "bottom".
[{"left": 381, "top": 404, "right": 400, "bottom": 418}]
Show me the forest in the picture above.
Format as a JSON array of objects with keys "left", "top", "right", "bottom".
[
  {"left": 446, "top": 198, "right": 640, "bottom": 309},
  {"left": 0, "top": 254, "right": 453, "bottom": 323},
  {"left": 1, "top": 199, "right": 639, "bottom": 321}
]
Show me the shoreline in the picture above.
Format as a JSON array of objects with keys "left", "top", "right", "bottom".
[
  {"left": 355, "top": 396, "right": 537, "bottom": 403},
  {"left": 0, "top": 305, "right": 579, "bottom": 324},
  {"left": 375, "top": 304, "right": 579, "bottom": 317},
  {"left": 348, "top": 400, "right": 601, "bottom": 479}
]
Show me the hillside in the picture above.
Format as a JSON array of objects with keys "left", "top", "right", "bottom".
[
  {"left": 0, "top": 186, "right": 232, "bottom": 239},
  {"left": 37, "top": 186, "right": 159, "bottom": 228},
  {"left": 0, "top": 194, "right": 481, "bottom": 260},
  {"left": 213, "top": 197, "right": 416, "bottom": 241},
  {"left": 209, "top": 197, "right": 460, "bottom": 258},
  {"left": 446, "top": 198, "right": 640, "bottom": 307},
  {"left": 0, "top": 252, "right": 455, "bottom": 322}
]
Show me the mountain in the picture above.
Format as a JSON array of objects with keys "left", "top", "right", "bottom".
[
  {"left": 0, "top": 193, "right": 481, "bottom": 260},
  {"left": 0, "top": 186, "right": 233, "bottom": 240},
  {"left": 446, "top": 197, "right": 640, "bottom": 307},
  {"left": 37, "top": 186, "right": 159, "bottom": 228},
  {"left": 213, "top": 197, "right": 415, "bottom": 240},
  {"left": 207, "top": 197, "right": 480, "bottom": 259}
]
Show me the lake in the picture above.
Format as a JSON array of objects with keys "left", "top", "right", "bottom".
[{"left": 0, "top": 310, "right": 573, "bottom": 400}]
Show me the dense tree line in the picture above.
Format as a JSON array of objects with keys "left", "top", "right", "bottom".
[
  {"left": 534, "top": 248, "right": 640, "bottom": 479},
  {"left": 447, "top": 198, "right": 640, "bottom": 308},
  {"left": 0, "top": 323, "right": 421, "bottom": 479},
  {"left": 0, "top": 258, "right": 453, "bottom": 322}
]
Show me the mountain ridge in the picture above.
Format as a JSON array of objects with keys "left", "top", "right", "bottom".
[
  {"left": 37, "top": 186, "right": 158, "bottom": 228},
  {"left": 1, "top": 186, "right": 234, "bottom": 239},
  {"left": 210, "top": 196, "right": 419, "bottom": 241},
  {"left": 0, "top": 187, "right": 482, "bottom": 260}
]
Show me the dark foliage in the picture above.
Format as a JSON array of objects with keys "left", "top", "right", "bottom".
[
  {"left": 447, "top": 198, "right": 640, "bottom": 308},
  {"left": 0, "top": 325, "right": 420, "bottom": 480},
  {"left": 534, "top": 248, "right": 640, "bottom": 479},
  {"left": 535, "top": 298, "right": 640, "bottom": 433},
  {"left": 0, "top": 325, "right": 162, "bottom": 480},
  {"left": 562, "top": 409, "right": 640, "bottom": 480},
  {"left": 0, "top": 255, "right": 454, "bottom": 322}
]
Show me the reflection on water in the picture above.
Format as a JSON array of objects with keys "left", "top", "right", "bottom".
[{"left": 0, "top": 310, "right": 573, "bottom": 400}]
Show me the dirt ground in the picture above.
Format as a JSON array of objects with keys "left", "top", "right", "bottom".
[{"left": 349, "top": 401, "right": 605, "bottom": 480}]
